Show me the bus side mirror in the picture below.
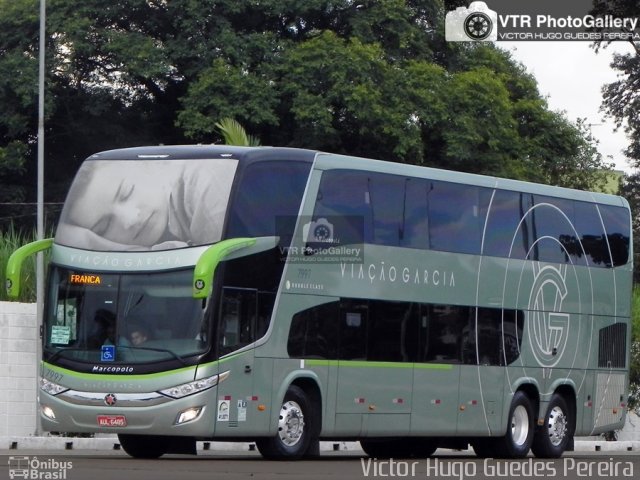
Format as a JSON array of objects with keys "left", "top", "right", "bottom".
[
  {"left": 5, "top": 238, "right": 54, "bottom": 298},
  {"left": 192, "top": 238, "right": 257, "bottom": 299}
]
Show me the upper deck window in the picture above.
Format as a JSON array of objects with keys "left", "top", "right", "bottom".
[
  {"left": 56, "top": 159, "right": 238, "bottom": 251},
  {"left": 226, "top": 161, "right": 312, "bottom": 238},
  {"left": 313, "top": 169, "right": 630, "bottom": 267}
]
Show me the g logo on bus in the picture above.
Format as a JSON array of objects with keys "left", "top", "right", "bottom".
[
  {"left": 194, "top": 279, "right": 205, "bottom": 290},
  {"left": 527, "top": 264, "right": 570, "bottom": 368},
  {"left": 104, "top": 393, "right": 117, "bottom": 406}
]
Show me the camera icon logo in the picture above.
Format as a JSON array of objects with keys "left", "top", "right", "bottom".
[
  {"left": 445, "top": 1, "right": 498, "bottom": 42},
  {"left": 303, "top": 218, "right": 334, "bottom": 243}
]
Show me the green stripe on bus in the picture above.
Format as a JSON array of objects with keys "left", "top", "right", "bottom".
[
  {"left": 42, "top": 351, "right": 250, "bottom": 382},
  {"left": 41, "top": 361, "right": 215, "bottom": 381},
  {"left": 305, "top": 359, "right": 452, "bottom": 370}
]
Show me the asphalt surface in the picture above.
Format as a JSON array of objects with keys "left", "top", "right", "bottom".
[{"left": 1, "top": 449, "right": 639, "bottom": 480}]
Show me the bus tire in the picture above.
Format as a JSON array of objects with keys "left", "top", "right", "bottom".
[
  {"left": 256, "top": 385, "right": 313, "bottom": 460},
  {"left": 493, "top": 390, "right": 534, "bottom": 458},
  {"left": 118, "top": 434, "right": 168, "bottom": 459},
  {"left": 531, "top": 393, "right": 572, "bottom": 458}
]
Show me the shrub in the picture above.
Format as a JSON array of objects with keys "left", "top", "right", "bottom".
[{"left": 0, "top": 226, "right": 48, "bottom": 303}]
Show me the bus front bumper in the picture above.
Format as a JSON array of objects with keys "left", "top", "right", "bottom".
[{"left": 39, "top": 387, "right": 219, "bottom": 437}]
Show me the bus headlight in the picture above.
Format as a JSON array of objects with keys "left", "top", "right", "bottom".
[
  {"left": 40, "top": 378, "right": 69, "bottom": 396},
  {"left": 159, "top": 371, "right": 229, "bottom": 399}
]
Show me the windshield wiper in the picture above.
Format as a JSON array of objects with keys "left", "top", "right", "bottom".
[
  {"left": 117, "top": 345, "right": 188, "bottom": 366},
  {"left": 46, "top": 348, "right": 89, "bottom": 364},
  {"left": 47, "top": 345, "right": 188, "bottom": 366}
]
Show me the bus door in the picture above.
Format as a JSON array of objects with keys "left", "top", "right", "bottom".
[
  {"left": 336, "top": 300, "right": 413, "bottom": 437},
  {"left": 215, "top": 287, "right": 272, "bottom": 433},
  {"left": 411, "top": 305, "right": 462, "bottom": 435},
  {"left": 457, "top": 308, "right": 522, "bottom": 436}
]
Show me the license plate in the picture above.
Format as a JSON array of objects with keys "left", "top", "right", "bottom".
[{"left": 97, "top": 415, "right": 127, "bottom": 427}]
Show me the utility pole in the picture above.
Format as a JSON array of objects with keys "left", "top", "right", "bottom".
[{"left": 36, "top": 0, "right": 46, "bottom": 436}]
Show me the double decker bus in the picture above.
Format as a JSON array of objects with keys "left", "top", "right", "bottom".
[{"left": 6, "top": 146, "right": 632, "bottom": 460}]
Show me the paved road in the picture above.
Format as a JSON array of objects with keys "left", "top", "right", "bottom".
[{"left": 1, "top": 450, "right": 638, "bottom": 480}]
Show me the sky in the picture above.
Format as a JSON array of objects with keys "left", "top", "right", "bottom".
[{"left": 498, "top": 40, "right": 635, "bottom": 173}]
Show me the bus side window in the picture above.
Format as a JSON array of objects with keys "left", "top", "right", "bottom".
[
  {"left": 227, "top": 161, "right": 311, "bottom": 238},
  {"left": 483, "top": 190, "right": 534, "bottom": 260},
  {"left": 218, "top": 288, "right": 257, "bottom": 355},
  {"left": 475, "top": 308, "right": 502, "bottom": 366},
  {"left": 368, "top": 301, "right": 419, "bottom": 362},
  {"left": 422, "top": 305, "right": 470, "bottom": 364},
  {"left": 403, "top": 179, "right": 430, "bottom": 249},
  {"left": 428, "top": 182, "right": 485, "bottom": 255},
  {"left": 257, "top": 292, "right": 276, "bottom": 340},
  {"left": 573, "top": 201, "right": 609, "bottom": 266},
  {"left": 287, "top": 301, "right": 339, "bottom": 359},
  {"left": 599, "top": 204, "right": 631, "bottom": 267},
  {"left": 367, "top": 174, "right": 405, "bottom": 246},
  {"left": 530, "top": 195, "right": 576, "bottom": 264},
  {"left": 314, "top": 171, "right": 372, "bottom": 243},
  {"left": 502, "top": 309, "right": 524, "bottom": 365},
  {"left": 339, "top": 301, "right": 368, "bottom": 360}
]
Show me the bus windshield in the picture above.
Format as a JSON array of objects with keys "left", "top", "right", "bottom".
[
  {"left": 44, "top": 267, "right": 208, "bottom": 364},
  {"left": 55, "top": 159, "right": 238, "bottom": 251}
]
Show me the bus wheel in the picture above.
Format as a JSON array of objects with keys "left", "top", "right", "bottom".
[
  {"left": 531, "top": 393, "right": 571, "bottom": 458},
  {"left": 494, "top": 391, "right": 534, "bottom": 458},
  {"left": 118, "top": 434, "right": 168, "bottom": 459},
  {"left": 256, "top": 385, "right": 313, "bottom": 460}
]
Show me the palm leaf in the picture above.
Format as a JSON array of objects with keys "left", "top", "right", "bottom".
[{"left": 215, "top": 118, "right": 261, "bottom": 146}]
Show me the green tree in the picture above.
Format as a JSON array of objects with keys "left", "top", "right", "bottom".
[
  {"left": 0, "top": 0, "right": 612, "bottom": 211},
  {"left": 177, "top": 59, "right": 278, "bottom": 141},
  {"left": 0, "top": 142, "right": 27, "bottom": 202},
  {"left": 591, "top": 0, "right": 640, "bottom": 165}
]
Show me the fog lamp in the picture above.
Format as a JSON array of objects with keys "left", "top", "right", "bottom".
[
  {"left": 176, "top": 406, "right": 203, "bottom": 425},
  {"left": 42, "top": 405, "right": 56, "bottom": 420}
]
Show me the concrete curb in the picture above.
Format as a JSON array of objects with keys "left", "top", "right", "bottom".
[
  {"left": 573, "top": 440, "right": 640, "bottom": 453},
  {"left": 4, "top": 437, "right": 361, "bottom": 452},
  {"left": 4, "top": 437, "right": 640, "bottom": 453}
]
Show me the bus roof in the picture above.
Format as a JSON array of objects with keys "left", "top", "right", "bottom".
[
  {"left": 86, "top": 145, "right": 628, "bottom": 208},
  {"left": 314, "top": 152, "right": 630, "bottom": 208},
  {"left": 87, "top": 145, "right": 319, "bottom": 163}
]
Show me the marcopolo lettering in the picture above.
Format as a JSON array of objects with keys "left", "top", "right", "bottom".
[{"left": 92, "top": 365, "right": 134, "bottom": 373}]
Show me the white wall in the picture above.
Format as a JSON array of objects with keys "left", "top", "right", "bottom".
[{"left": 0, "top": 301, "right": 38, "bottom": 440}]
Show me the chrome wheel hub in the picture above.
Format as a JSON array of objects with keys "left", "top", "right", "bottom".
[
  {"left": 511, "top": 405, "right": 530, "bottom": 446},
  {"left": 277, "top": 400, "right": 305, "bottom": 447},
  {"left": 548, "top": 406, "right": 567, "bottom": 446}
]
